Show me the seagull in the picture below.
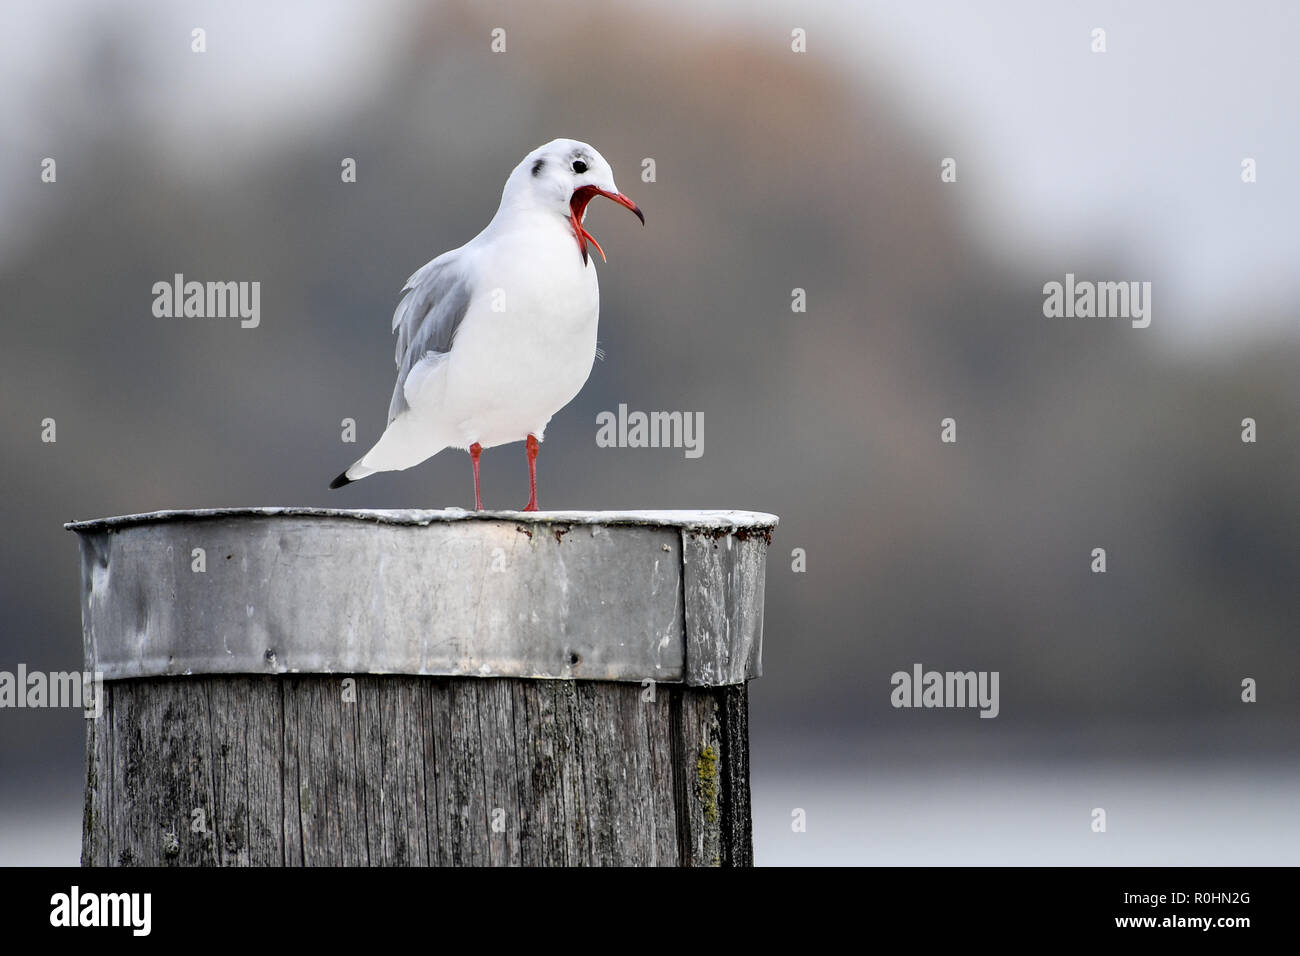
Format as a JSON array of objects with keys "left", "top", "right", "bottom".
[{"left": 329, "top": 138, "right": 644, "bottom": 510}]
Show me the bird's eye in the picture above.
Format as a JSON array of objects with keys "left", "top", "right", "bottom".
[{"left": 572, "top": 160, "right": 588, "bottom": 174}]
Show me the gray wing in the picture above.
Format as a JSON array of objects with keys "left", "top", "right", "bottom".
[{"left": 387, "top": 251, "right": 474, "bottom": 423}]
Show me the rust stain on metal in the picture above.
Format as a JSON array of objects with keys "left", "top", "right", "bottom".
[{"left": 685, "top": 526, "right": 774, "bottom": 548}]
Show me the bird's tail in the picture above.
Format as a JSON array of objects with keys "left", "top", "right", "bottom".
[
  {"left": 328, "top": 415, "right": 444, "bottom": 489},
  {"left": 328, "top": 465, "right": 371, "bottom": 490}
]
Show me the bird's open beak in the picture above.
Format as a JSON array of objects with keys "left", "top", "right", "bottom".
[
  {"left": 569, "top": 186, "right": 645, "bottom": 265},
  {"left": 598, "top": 189, "right": 646, "bottom": 226}
]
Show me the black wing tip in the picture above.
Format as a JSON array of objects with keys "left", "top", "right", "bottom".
[{"left": 328, "top": 471, "right": 354, "bottom": 490}]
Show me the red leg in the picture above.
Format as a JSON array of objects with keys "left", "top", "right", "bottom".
[
  {"left": 469, "top": 442, "right": 483, "bottom": 510},
  {"left": 522, "top": 434, "right": 539, "bottom": 511}
]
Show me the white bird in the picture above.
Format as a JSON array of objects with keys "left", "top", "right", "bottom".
[{"left": 330, "top": 138, "right": 644, "bottom": 510}]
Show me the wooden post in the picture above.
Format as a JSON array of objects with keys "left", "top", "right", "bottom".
[{"left": 67, "top": 508, "right": 776, "bottom": 867}]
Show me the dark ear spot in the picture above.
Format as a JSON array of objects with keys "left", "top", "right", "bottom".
[{"left": 531, "top": 159, "right": 545, "bottom": 177}]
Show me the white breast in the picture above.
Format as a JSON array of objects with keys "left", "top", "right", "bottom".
[{"left": 405, "top": 215, "right": 601, "bottom": 450}]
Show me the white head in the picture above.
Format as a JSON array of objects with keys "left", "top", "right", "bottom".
[{"left": 500, "top": 138, "right": 644, "bottom": 264}]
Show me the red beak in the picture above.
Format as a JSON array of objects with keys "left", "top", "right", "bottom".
[{"left": 569, "top": 186, "right": 645, "bottom": 264}]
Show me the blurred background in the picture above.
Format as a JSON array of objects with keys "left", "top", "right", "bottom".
[{"left": 2, "top": 0, "right": 1298, "bottom": 865}]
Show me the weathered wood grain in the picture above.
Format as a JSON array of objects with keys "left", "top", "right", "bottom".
[{"left": 83, "top": 676, "right": 752, "bottom": 867}]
